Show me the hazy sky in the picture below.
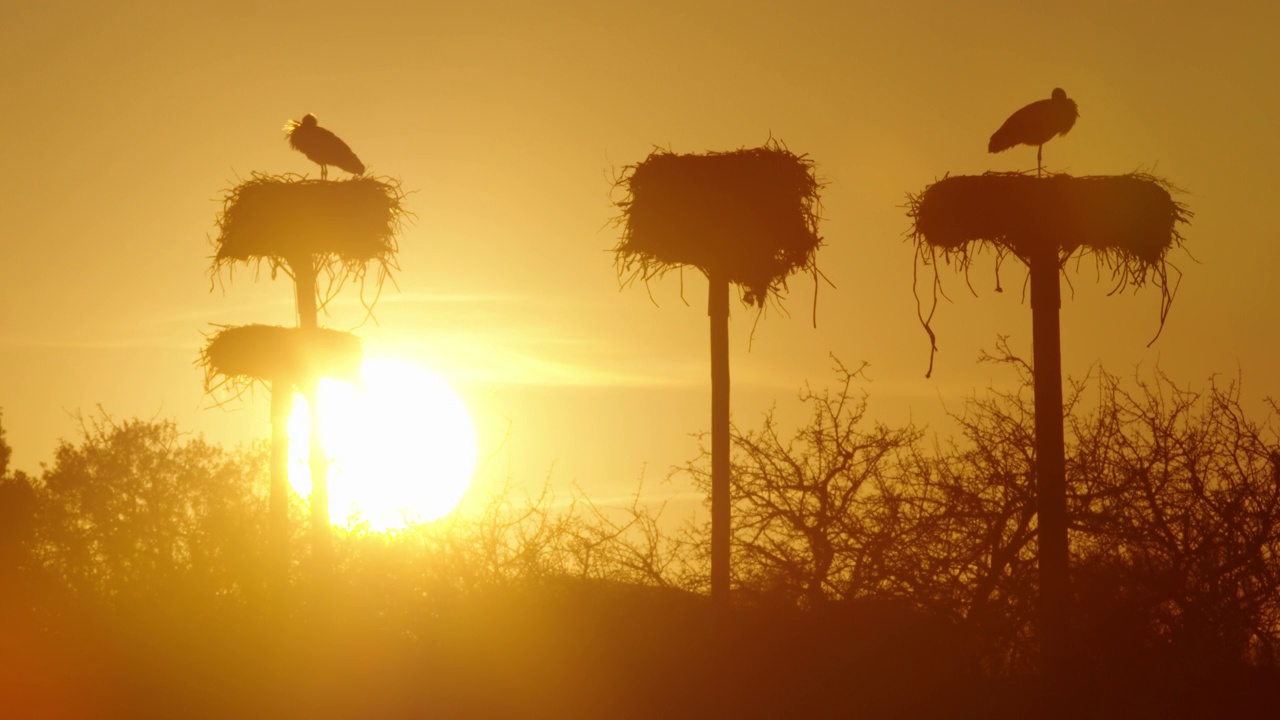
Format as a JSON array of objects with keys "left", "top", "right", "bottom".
[{"left": 2, "top": 1, "right": 1278, "bottom": 512}]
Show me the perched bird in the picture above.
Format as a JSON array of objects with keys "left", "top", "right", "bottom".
[
  {"left": 988, "top": 88, "right": 1079, "bottom": 175},
  {"left": 284, "top": 114, "right": 365, "bottom": 180}
]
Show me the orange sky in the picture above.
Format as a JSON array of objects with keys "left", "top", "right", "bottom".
[{"left": 2, "top": 1, "right": 1278, "bottom": 512}]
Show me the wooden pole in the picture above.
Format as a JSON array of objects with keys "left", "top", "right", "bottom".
[
  {"left": 1029, "top": 245, "right": 1069, "bottom": 686},
  {"left": 268, "top": 378, "right": 292, "bottom": 584},
  {"left": 292, "top": 254, "right": 331, "bottom": 562},
  {"left": 709, "top": 270, "right": 731, "bottom": 608}
]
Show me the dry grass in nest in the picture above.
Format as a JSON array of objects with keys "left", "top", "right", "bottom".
[
  {"left": 200, "top": 324, "right": 363, "bottom": 400},
  {"left": 210, "top": 172, "right": 406, "bottom": 312},
  {"left": 906, "top": 171, "right": 1192, "bottom": 376},
  {"left": 612, "top": 142, "right": 823, "bottom": 308}
]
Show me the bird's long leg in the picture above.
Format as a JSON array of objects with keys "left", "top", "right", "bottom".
[
  {"left": 1037, "top": 145, "right": 1043, "bottom": 177},
  {"left": 321, "top": 165, "right": 328, "bottom": 180}
]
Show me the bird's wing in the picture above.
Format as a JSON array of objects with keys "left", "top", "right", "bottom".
[
  {"left": 987, "top": 99, "right": 1049, "bottom": 154},
  {"left": 314, "top": 127, "right": 365, "bottom": 175}
]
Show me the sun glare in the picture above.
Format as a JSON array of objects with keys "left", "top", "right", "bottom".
[{"left": 287, "top": 358, "right": 478, "bottom": 531}]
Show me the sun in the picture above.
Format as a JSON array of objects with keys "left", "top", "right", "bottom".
[{"left": 287, "top": 358, "right": 478, "bottom": 531}]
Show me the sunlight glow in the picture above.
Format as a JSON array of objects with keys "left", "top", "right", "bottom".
[{"left": 288, "top": 358, "right": 478, "bottom": 531}]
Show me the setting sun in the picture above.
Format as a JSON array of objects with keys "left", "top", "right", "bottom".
[{"left": 287, "top": 358, "right": 478, "bottom": 531}]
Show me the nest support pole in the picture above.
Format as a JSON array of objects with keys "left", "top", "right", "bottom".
[
  {"left": 292, "top": 254, "right": 332, "bottom": 562},
  {"left": 292, "top": 253, "right": 319, "bottom": 332},
  {"left": 269, "top": 378, "right": 292, "bottom": 588},
  {"left": 709, "top": 269, "right": 731, "bottom": 609},
  {"left": 1029, "top": 245, "right": 1069, "bottom": 687},
  {"left": 305, "top": 379, "right": 331, "bottom": 543}
]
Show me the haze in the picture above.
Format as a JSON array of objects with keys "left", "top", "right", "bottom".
[{"left": 2, "top": 0, "right": 1278, "bottom": 510}]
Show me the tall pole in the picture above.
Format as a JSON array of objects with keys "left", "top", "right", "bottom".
[
  {"left": 268, "top": 378, "right": 292, "bottom": 589},
  {"left": 709, "top": 269, "right": 731, "bottom": 608},
  {"left": 292, "top": 253, "right": 331, "bottom": 562},
  {"left": 1029, "top": 244, "right": 1068, "bottom": 687}
]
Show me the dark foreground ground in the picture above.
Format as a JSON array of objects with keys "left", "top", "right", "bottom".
[{"left": 5, "top": 580, "right": 1279, "bottom": 719}]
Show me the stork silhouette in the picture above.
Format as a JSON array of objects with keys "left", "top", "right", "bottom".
[
  {"left": 988, "top": 88, "right": 1078, "bottom": 176},
  {"left": 284, "top": 114, "right": 365, "bottom": 180}
]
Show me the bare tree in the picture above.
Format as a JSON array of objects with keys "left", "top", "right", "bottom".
[
  {"left": 680, "top": 361, "right": 920, "bottom": 607},
  {"left": 1069, "top": 369, "right": 1280, "bottom": 666}
]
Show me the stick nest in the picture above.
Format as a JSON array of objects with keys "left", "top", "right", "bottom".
[
  {"left": 612, "top": 142, "right": 823, "bottom": 307},
  {"left": 906, "top": 171, "right": 1192, "bottom": 376},
  {"left": 909, "top": 172, "right": 1187, "bottom": 263},
  {"left": 211, "top": 172, "right": 406, "bottom": 307},
  {"left": 200, "top": 324, "right": 363, "bottom": 399}
]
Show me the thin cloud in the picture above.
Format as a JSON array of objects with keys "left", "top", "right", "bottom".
[
  {"left": 369, "top": 326, "right": 705, "bottom": 388},
  {"left": 0, "top": 335, "right": 157, "bottom": 351}
]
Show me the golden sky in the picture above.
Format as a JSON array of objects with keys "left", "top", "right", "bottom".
[{"left": 2, "top": 1, "right": 1278, "bottom": 509}]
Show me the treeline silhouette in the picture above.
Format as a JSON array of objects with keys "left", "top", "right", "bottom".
[{"left": 3, "top": 348, "right": 1279, "bottom": 718}]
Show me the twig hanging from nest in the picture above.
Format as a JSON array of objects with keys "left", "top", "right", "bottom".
[{"left": 906, "top": 170, "right": 1191, "bottom": 376}]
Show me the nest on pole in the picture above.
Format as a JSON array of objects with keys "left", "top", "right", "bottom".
[
  {"left": 200, "top": 324, "right": 363, "bottom": 400},
  {"left": 906, "top": 171, "right": 1191, "bottom": 374},
  {"left": 210, "top": 172, "right": 406, "bottom": 309},
  {"left": 612, "top": 142, "right": 823, "bottom": 308}
]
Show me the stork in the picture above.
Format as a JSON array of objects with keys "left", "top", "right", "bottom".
[
  {"left": 988, "top": 88, "right": 1079, "bottom": 176},
  {"left": 284, "top": 114, "right": 365, "bottom": 180}
]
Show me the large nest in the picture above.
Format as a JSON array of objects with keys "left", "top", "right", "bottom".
[
  {"left": 200, "top": 324, "right": 363, "bottom": 399},
  {"left": 211, "top": 172, "right": 406, "bottom": 307},
  {"left": 909, "top": 172, "right": 1187, "bottom": 263},
  {"left": 906, "top": 171, "right": 1192, "bottom": 376},
  {"left": 612, "top": 142, "right": 823, "bottom": 307}
]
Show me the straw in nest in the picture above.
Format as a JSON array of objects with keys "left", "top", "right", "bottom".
[
  {"left": 906, "top": 171, "right": 1192, "bottom": 375},
  {"left": 612, "top": 142, "right": 823, "bottom": 307},
  {"left": 909, "top": 172, "right": 1187, "bottom": 264},
  {"left": 210, "top": 172, "right": 406, "bottom": 300},
  {"left": 200, "top": 324, "right": 363, "bottom": 398}
]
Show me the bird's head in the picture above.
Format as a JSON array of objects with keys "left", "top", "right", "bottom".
[
  {"left": 1051, "top": 88, "right": 1068, "bottom": 101},
  {"left": 283, "top": 113, "right": 319, "bottom": 134}
]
